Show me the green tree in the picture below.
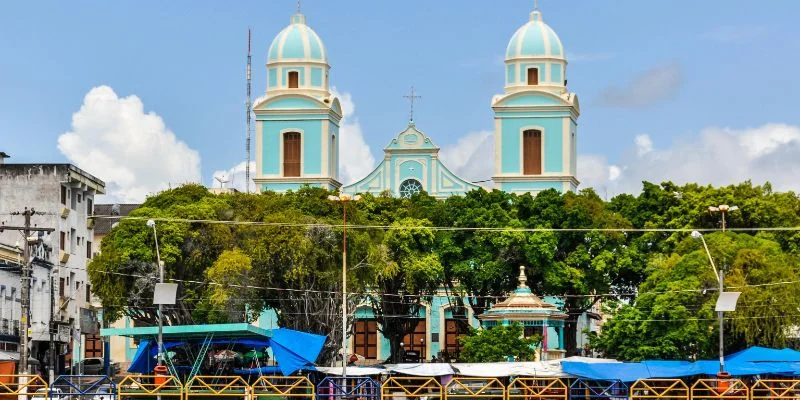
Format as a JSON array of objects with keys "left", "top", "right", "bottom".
[
  {"left": 459, "top": 324, "right": 541, "bottom": 362},
  {"left": 591, "top": 232, "right": 800, "bottom": 360}
]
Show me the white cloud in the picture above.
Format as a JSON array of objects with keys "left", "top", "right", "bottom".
[
  {"left": 579, "top": 123, "right": 800, "bottom": 195},
  {"left": 331, "top": 88, "right": 375, "bottom": 185},
  {"left": 597, "top": 63, "right": 683, "bottom": 107},
  {"left": 58, "top": 86, "right": 201, "bottom": 203},
  {"left": 440, "top": 130, "right": 494, "bottom": 185}
]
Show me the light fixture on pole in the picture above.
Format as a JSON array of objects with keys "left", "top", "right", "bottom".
[
  {"left": 691, "top": 230, "right": 740, "bottom": 378},
  {"left": 708, "top": 205, "right": 738, "bottom": 232},
  {"left": 327, "top": 193, "right": 361, "bottom": 377},
  {"left": 147, "top": 219, "right": 175, "bottom": 371}
]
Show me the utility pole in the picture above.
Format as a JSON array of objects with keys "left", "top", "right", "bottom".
[
  {"left": 49, "top": 275, "right": 56, "bottom": 383},
  {"left": 2, "top": 207, "right": 54, "bottom": 375}
]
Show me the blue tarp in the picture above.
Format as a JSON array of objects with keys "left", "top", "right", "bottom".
[
  {"left": 562, "top": 348, "right": 800, "bottom": 382},
  {"left": 127, "top": 327, "right": 325, "bottom": 376}
]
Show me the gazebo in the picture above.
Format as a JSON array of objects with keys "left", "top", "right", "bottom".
[{"left": 478, "top": 266, "right": 568, "bottom": 360}]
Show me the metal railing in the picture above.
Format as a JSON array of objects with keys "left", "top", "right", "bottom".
[
  {"left": 750, "top": 379, "right": 800, "bottom": 400},
  {"left": 118, "top": 375, "right": 184, "bottom": 399},
  {"left": 251, "top": 376, "right": 315, "bottom": 400},
  {"left": 508, "top": 378, "right": 568, "bottom": 400},
  {"left": 0, "top": 374, "right": 47, "bottom": 399},
  {"left": 184, "top": 376, "right": 250, "bottom": 399},
  {"left": 569, "top": 379, "right": 629, "bottom": 400},
  {"left": 690, "top": 379, "right": 748, "bottom": 400},
  {"left": 631, "top": 379, "right": 689, "bottom": 400},
  {"left": 51, "top": 374, "right": 116, "bottom": 399},
  {"left": 382, "top": 377, "right": 443, "bottom": 400},
  {"left": 316, "top": 376, "right": 380, "bottom": 400},
  {"left": 445, "top": 377, "right": 505, "bottom": 400}
]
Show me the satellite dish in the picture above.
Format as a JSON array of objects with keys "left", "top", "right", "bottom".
[{"left": 111, "top": 204, "right": 121, "bottom": 216}]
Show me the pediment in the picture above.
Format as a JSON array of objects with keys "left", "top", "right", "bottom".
[{"left": 254, "top": 94, "right": 327, "bottom": 111}]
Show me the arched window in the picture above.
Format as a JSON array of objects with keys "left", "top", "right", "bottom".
[
  {"left": 288, "top": 71, "right": 299, "bottom": 88},
  {"left": 444, "top": 318, "right": 469, "bottom": 361},
  {"left": 331, "top": 134, "right": 337, "bottom": 177},
  {"left": 283, "top": 132, "right": 301, "bottom": 177},
  {"left": 523, "top": 129, "right": 542, "bottom": 175},
  {"left": 399, "top": 179, "right": 422, "bottom": 198},
  {"left": 527, "top": 68, "right": 539, "bottom": 85}
]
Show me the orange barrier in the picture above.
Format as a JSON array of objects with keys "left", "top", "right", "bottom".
[
  {"left": 185, "top": 375, "right": 250, "bottom": 399},
  {"left": 691, "top": 379, "right": 748, "bottom": 400},
  {"left": 382, "top": 377, "right": 443, "bottom": 400},
  {"left": 444, "top": 377, "right": 505, "bottom": 400},
  {"left": 751, "top": 379, "right": 800, "bottom": 400},
  {"left": 118, "top": 374, "right": 184, "bottom": 399},
  {"left": 251, "top": 376, "right": 315, "bottom": 400},
  {"left": 631, "top": 379, "right": 688, "bottom": 400},
  {"left": 0, "top": 375, "right": 47, "bottom": 400},
  {"left": 507, "top": 378, "right": 568, "bottom": 400}
]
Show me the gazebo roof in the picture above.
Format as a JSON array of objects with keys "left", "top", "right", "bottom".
[{"left": 479, "top": 266, "right": 567, "bottom": 321}]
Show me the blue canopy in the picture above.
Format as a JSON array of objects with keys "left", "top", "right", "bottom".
[
  {"left": 562, "top": 348, "right": 800, "bottom": 382},
  {"left": 727, "top": 347, "right": 800, "bottom": 362},
  {"left": 127, "top": 327, "right": 326, "bottom": 376}
]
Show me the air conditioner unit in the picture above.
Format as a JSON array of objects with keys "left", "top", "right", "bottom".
[
  {"left": 59, "top": 250, "right": 70, "bottom": 263},
  {"left": 87, "top": 218, "right": 95, "bottom": 229},
  {"left": 61, "top": 207, "right": 70, "bottom": 218}
]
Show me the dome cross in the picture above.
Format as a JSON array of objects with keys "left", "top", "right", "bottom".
[{"left": 403, "top": 86, "right": 422, "bottom": 123}]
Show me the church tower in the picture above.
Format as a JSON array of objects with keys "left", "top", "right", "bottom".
[
  {"left": 492, "top": 7, "right": 579, "bottom": 194},
  {"left": 253, "top": 11, "right": 342, "bottom": 192}
]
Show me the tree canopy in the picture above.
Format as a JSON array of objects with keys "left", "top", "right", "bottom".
[{"left": 88, "top": 180, "right": 800, "bottom": 363}]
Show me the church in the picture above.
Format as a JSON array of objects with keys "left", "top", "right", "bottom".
[{"left": 253, "top": 5, "right": 580, "bottom": 197}]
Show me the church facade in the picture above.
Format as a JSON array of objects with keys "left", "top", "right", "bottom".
[{"left": 255, "top": 6, "right": 579, "bottom": 197}]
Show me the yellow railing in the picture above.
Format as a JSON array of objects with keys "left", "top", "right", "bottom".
[
  {"left": 0, "top": 375, "right": 47, "bottom": 399},
  {"left": 444, "top": 377, "right": 505, "bottom": 400},
  {"left": 382, "top": 377, "right": 443, "bottom": 400},
  {"left": 185, "top": 375, "right": 250, "bottom": 399},
  {"left": 691, "top": 379, "right": 748, "bottom": 400},
  {"left": 507, "top": 378, "right": 568, "bottom": 400},
  {"left": 118, "top": 375, "right": 184, "bottom": 399},
  {"left": 251, "top": 376, "right": 315, "bottom": 400},
  {"left": 750, "top": 379, "right": 800, "bottom": 400},
  {"left": 631, "top": 379, "right": 688, "bottom": 400}
]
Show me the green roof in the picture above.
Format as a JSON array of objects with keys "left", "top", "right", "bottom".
[{"left": 100, "top": 323, "right": 271, "bottom": 340}]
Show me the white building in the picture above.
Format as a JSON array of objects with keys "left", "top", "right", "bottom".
[{"left": 0, "top": 162, "right": 105, "bottom": 374}]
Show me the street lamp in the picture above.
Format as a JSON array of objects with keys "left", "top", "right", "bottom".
[
  {"left": 146, "top": 219, "right": 164, "bottom": 367},
  {"left": 327, "top": 193, "right": 361, "bottom": 377},
  {"left": 708, "top": 205, "right": 738, "bottom": 232},
  {"left": 691, "top": 230, "right": 740, "bottom": 377}
]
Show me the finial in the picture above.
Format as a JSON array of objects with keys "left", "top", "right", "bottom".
[
  {"left": 297, "top": 0, "right": 301, "bottom": 13},
  {"left": 518, "top": 265, "right": 528, "bottom": 289},
  {"left": 403, "top": 86, "right": 422, "bottom": 123},
  {"left": 534, "top": 0, "right": 539, "bottom": 10}
]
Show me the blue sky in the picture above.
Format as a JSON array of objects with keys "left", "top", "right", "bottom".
[{"left": 3, "top": 1, "right": 800, "bottom": 201}]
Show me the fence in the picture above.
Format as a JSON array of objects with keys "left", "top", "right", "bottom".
[
  {"left": 6, "top": 373, "right": 800, "bottom": 400},
  {"left": 631, "top": 379, "right": 689, "bottom": 400},
  {"left": 508, "top": 378, "right": 569, "bottom": 400},
  {"left": 51, "top": 374, "right": 116, "bottom": 399},
  {"left": 570, "top": 379, "right": 629, "bottom": 400},
  {"left": 118, "top": 374, "right": 184, "bottom": 399},
  {"left": 316, "top": 376, "right": 381, "bottom": 400},
  {"left": 382, "top": 377, "right": 443, "bottom": 400},
  {"left": 690, "top": 379, "right": 748, "bottom": 400},
  {"left": 750, "top": 379, "right": 800, "bottom": 400},
  {"left": 445, "top": 377, "right": 505, "bottom": 400},
  {"left": 184, "top": 375, "right": 250, "bottom": 399},
  {"left": 0, "top": 374, "right": 47, "bottom": 400},
  {"left": 251, "top": 376, "right": 315, "bottom": 400}
]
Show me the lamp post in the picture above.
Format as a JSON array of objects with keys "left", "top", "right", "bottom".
[
  {"left": 327, "top": 193, "right": 361, "bottom": 377},
  {"left": 691, "top": 230, "right": 723, "bottom": 373},
  {"left": 708, "top": 205, "right": 738, "bottom": 232},
  {"left": 146, "top": 219, "right": 164, "bottom": 367}
]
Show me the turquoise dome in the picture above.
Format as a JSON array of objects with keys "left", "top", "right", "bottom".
[
  {"left": 506, "top": 11, "right": 564, "bottom": 60},
  {"left": 268, "top": 13, "right": 327, "bottom": 64}
]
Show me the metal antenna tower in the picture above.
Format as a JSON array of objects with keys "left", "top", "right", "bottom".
[{"left": 245, "top": 28, "right": 253, "bottom": 193}]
